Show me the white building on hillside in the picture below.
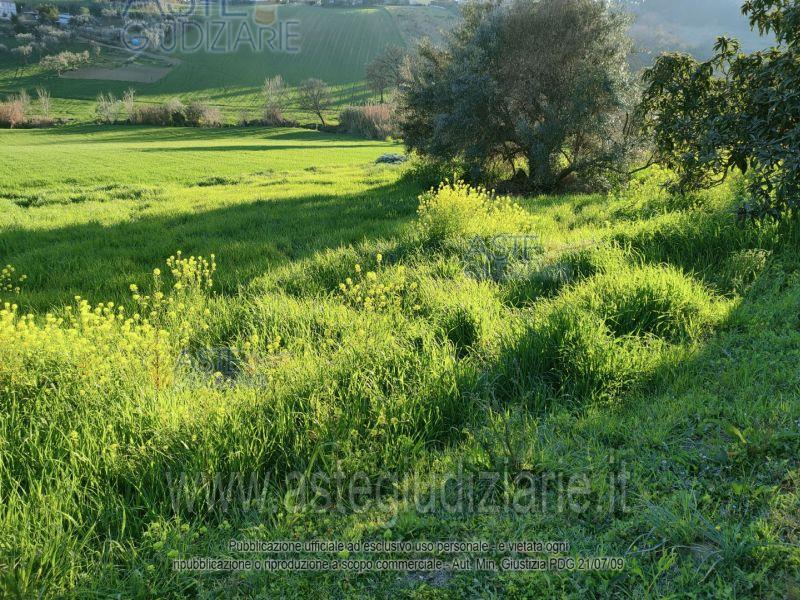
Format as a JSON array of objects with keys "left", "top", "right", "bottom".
[{"left": 0, "top": 1, "right": 17, "bottom": 21}]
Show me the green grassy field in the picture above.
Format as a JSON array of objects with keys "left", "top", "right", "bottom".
[
  {"left": 0, "top": 125, "right": 407, "bottom": 310},
  {"left": 1, "top": 126, "right": 800, "bottom": 598},
  {"left": 0, "top": 5, "right": 446, "bottom": 122}
]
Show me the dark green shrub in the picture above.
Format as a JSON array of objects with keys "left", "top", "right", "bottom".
[{"left": 399, "top": 0, "right": 639, "bottom": 192}]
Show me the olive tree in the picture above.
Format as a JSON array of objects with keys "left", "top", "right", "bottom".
[{"left": 399, "top": 0, "right": 639, "bottom": 192}]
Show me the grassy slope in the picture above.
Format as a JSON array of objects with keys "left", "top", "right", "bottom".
[
  {"left": 1, "top": 128, "right": 799, "bottom": 598},
  {"left": 0, "top": 6, "right": 410, "bottom": 121}
]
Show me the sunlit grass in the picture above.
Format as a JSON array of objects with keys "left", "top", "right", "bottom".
[
  {"left": 1, "top": 128, "right": 799, "bottom": 597},
  {"left": 0, "top": 125, "right": 408, "bottom": 310}
]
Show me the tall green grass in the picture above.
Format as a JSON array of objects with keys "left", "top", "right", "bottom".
[{"left": 1, "top": 130, "right": 799, "bottom": 597}]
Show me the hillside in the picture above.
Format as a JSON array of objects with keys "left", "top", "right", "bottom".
[
  {"left": 0, "top": 1, "right": 772, "bottom": 121},
  {"left": 0, "top": 5, "right": 417, "bottom": 120},
  {"left": 1, "top": 126, "right": 799, "bottom": 596},
  {"left": 628, "top": 0, "right": 770, "bottom": 63}
]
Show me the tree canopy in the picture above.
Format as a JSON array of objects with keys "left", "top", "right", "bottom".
[
  {"left": 399, "top": 0, "right": 639, "bottom": 192},
  {"left": 639, "top": 0, "right": 800, "bottom": 220}
]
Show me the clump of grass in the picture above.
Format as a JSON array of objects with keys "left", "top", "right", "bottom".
[
  {"left": 565, "top": 263, "right": 724, "bottom": 342},
  {"left": 193, "top": 175, "right": 245, "bottom": 187},
  {"left": 416, "top": 274, "right": 509, "bottom": 358},
  {"left": 259, "top": 237, "right": 419, "bottom": 300},
  {"left": 259, "top": 245, "right": 367, "bottom": 298},
  {"left": 496, "top": 264, "right": 725, "bottom": 403},
  {"left": 4, "top": 183, "right": 163, "bottom": 207},
  {"left": 501, "top": 244, "right": 628, "bottom": 306},
  {"left": 496, "top": 303, "right": 653, "bottom": 404},
  {"left": 720, "top": 248, "right": 772, "bottom": 294}
]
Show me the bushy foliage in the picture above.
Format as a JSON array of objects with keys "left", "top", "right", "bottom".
[
  {"left": 337, "top": 103, "right": 396, "bottom": 140},
  {"left": 366, "top": 46, "right": 406, "bottom": 102},
  {"left": 127, "top": 99, "right": 221, "bottom": 127},
  {"left": 262, "top": 75, "right": 290, "bottom": 125},
  {"left": 95, "top": 92, "right": 120, "bottom": 124},
  {"left": 416, "top": 181, "right": 532, "bottom": 247},
  {"left": 129, "top": 98, "right": 184, "bottom": 126},
  {"left": 185, "top": 102, "right": 222, "bottom": 127},
  {"left": 10, "top": 44, "right": 33, "bottom": 64},
  {"left": 39, "top": 50, "right": 89, "bottom": 75},
  {"left": 37, "top": 3, "right": 58, "bottom": 22},
  {"left": 639, "top": 0, "right": 800, "bottom": 220},
  {"left": 0, "top": 97, "right": 26, "bottom": 128},
  {"left": 399, "top": 0, "right": 639, "bottom": 192}
]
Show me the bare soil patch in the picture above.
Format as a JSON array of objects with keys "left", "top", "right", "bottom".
[{"left": 62, "top": 63, "right": 173, "bottom": 83}]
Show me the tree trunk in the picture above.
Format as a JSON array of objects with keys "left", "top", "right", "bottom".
[{"left": 526, "top": 145, "right": 573, "bottom": 193}]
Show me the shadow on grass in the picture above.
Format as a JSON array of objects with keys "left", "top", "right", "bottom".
[
  {"left": 136, "top": 143, "right": 390, "bottom": 152},
  {"left": 0, "top": 179, "right": 421, "bottom": 312},
  {"left": 17, "top": 124, "right": 385, "bottom": 145},
  {"left": 490, "top": 210, "right": 800, "bottom": 416},
  {"left": 610, "top": 209, "right": 800, "bottom": 292}
]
